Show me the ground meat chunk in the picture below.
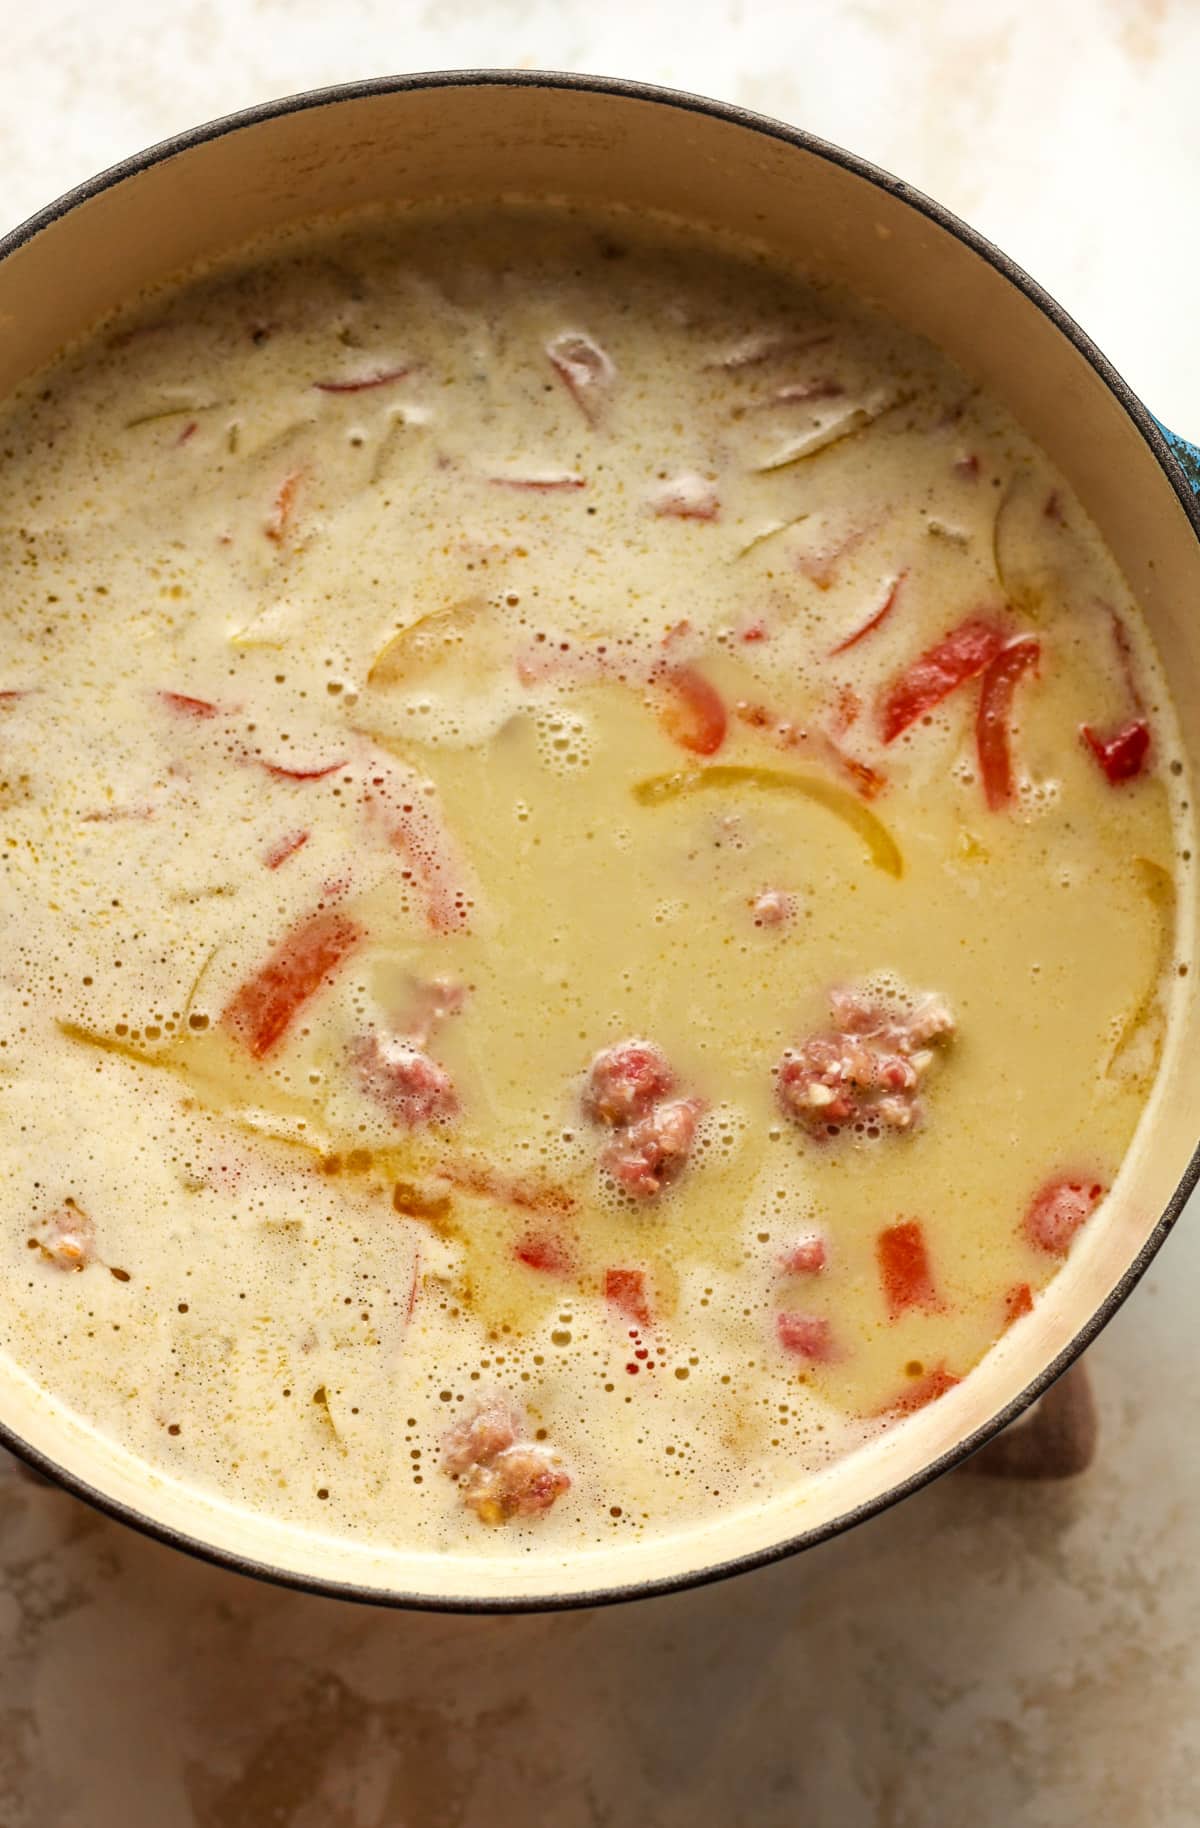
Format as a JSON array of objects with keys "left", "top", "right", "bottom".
[
  {"left": 441, "top": 1391, "right": 569, "bottom": 1525},
  {"left": 776, "top": 1311, "right": 837, "bottom": 1362},
  {"left": 582, "top": 1039, "right": 676, "bottom": 1127},
  {"left": 601, "top": 1097, "right": 703, "bottom": 1200},
  {"left": 351, "top": 1034, "right": 458, "bottom": 1127},
  {"left": 780, "top": 1232, "right": 827, "bottom": 1275},
  {"left": 778, "top": 984, "right": 955, "bottom": 1138},
  {"left": 583, "top": 1039, "right": 703, "bottom": 1199},
  {"left": 752, "top": 889, "right": 795, "bottom": 928},
  {"left": 401, "top": 976, "right": 466, "bottom": 1046},
  {"left": 1023, "top": 1175, "right": 1104, "bottom": 1256},
  {"left": 440, "top": 1391, "right": 522, "bottom": 1476},
  {"left": 34, "top": 1202, "right": 96, "bottom": 1271},
  {"left": 462, "top": 1446, "right": 572, "bottom": 1524}
]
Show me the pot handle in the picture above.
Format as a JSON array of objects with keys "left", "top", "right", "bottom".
[
  {"left": 1155, "top": 419, "right": 1200, "bottom": 495},
  {"left": 957, "top": 1360, "right": 1096, "bottom": 1479}
]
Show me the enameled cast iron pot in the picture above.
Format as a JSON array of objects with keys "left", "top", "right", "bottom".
[{"left": 2, "top": 71, "right": 1198, "bottom": 1611}]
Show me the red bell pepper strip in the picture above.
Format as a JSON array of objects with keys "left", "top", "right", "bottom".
[
  {"left": 604, "top": 1268, "right": 653, "bottom": 1328},
  {"left": 487, "top": 472, "right": 586, "bottom": 491},
  {"left": 1003, "top": 1282, "right": 1034, "bottom": 1327},
  {"left": 829, "top": 571, "right": 906, "bottom": 656},
  {"left": 1081, "top": 718, "right": 1151, "bottom": 786},
  {"left": 263, "top": 829, "right": 310, "bottom": 870},
  {"left": 265, "top": 469, "right": 305, "bottom": 543},
  {"left": 439, "top": 1159, "right": 576, "bottom": 1216},
  {"left": 259, "top": 757, "right": 346, "bottom": 782},
  {"left": 406, "top": 1248, "right": 422, "bottom": 1321},
  {"left": 314, "top": 366, "right": 412, "bottom": 393},
  {"left": 365, "top": 757, "right": 472, "bottom": 935},
  {"left": 735, "top": 696, "right": 887, "bottom": 801},
  {"left": 388, "top": 798, "right": 469, "bottom": 935},
  {"left": 829, "top": 746, "right": 887, "bottom": 803},
  {"left": 654, "top": 664, "right": 727, "bottom": 756},
  {"left": 159, "top": 689, "right": 220, "bottom": 719},
  {"left": 877, "top": 1220, "right": 941, "bottom": 1319},
  {"left": 976, "top": 635, "right": 1041, "bottom": 810},
  {"left": 882, "top": 1361, "right": 960, "bottom": 1416},
  {"left": 877, "top": 615, "right": 1007, "bottom": 744},
  {"left": 1107, "top": 608, "right": 1145, "bottom": 711},
  {"left": 222, "top": 907, "right": 362, "bottom": 1059}
]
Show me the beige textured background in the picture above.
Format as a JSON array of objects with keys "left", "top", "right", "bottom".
[{"left": 2, "top": 3, "right": 1198, "bottom": 1822}]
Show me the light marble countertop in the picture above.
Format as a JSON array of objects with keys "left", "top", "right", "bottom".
[{"left": 2, "top": 3, "right": 1198, "bottom": 1823}]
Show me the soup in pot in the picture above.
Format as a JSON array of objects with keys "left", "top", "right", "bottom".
[{"left": 0, "top": 205, "right": 1187, "bottom": 1550}]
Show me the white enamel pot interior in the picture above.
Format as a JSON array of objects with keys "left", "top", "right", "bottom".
[{"left": 1, "top": 72, "right": 1197, "bottom": 1610}]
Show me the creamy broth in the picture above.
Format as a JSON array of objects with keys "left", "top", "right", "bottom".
[{"left": 0, "top": 204, "right": 1187, "bottom": 1551}]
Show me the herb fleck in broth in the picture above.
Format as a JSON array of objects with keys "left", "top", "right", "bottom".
[{"left": 0, "top": 203, "right": 1187, "bottom": 1548}]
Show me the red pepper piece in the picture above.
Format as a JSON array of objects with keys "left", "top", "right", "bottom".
[
  {"left": 513, "top": 1231, "right": 576, "bottom": 1275},
  {"left": 439, "top": 1160, "right": 576, "bottom": 1216},
  {"left": 487, "top": 472, "right": 586, "bottom": 491},
  {"left": 830, "top": 746, "right": 888, "bottom": 802},
  {"left": 654, "top": 664, "right": 727, "bottom": 756},
  {"left": 776, "top": 1311, "right": 837, "bottom": 1362},
  {"left": 266, "top": 469, "right": 305, "bottom": 543},
  {"left": 829, "top": 571, "right": 906, "bottom": 656},
  {"left": 159, "top": 689, "right": 220, "bottom": 719},
  {"left": 260, "top": 758, "right": 346, "bottom": 782},
  {"left": 1081, "top": 718, "right": 1151, "bottom": 786},
  {"left": 884, "top": 1361, "right": 960, "bottom": 1416},
  {"left": 222, "top": 907, "right": 362, "bottom": 1059},
  {"left": 877, "top": 1219, "right": 940, "bottom": 1319},
  {"left": 976, "top": 634, "right": 1041, "bottom": 810},
  {"left": 877, "top": 614, "right": 1007, "bottom": 743},
  {"left": 388, "top": 799, "right": 469, "bottom": 935},
  {"left": 830, "top": 684, "right": 862, "bottom": 734},
  {"left": 1023, "top": 1176, "right": 1104, "bottom": 1256},
  {"left": 1003, "top": 1282, "right": 1034, "bottom": 1327},
  {"left": 313, "top": 366, "right": 412, "bottom": 393},
  {"left": 263, "top": 829, "right": 310, "bottom": 870},
  {"left": 737, "top": 694, "right": 887, "bottom": 801},
  {"left": 605, "top": 1268, "right": 653, "bottom": 1328}
]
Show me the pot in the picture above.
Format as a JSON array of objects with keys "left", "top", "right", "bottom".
[{"left": 1, "top": 71, "right": 1196, "bottom": 1611}]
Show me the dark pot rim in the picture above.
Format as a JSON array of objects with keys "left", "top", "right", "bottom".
[{"left": 2, "top": 66, "right": 1197, "bottom": 1614}]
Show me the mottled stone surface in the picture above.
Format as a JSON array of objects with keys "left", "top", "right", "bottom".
[{"left": 2, "top": 2, "right": 1199, "bottom": 1820}]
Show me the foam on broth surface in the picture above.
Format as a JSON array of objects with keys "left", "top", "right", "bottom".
[{"left": 0, "top": 204, "right": 1188, "bottom": 1551}]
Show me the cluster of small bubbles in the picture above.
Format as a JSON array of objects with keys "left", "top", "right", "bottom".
[
  {"left": 856, "top": 968, "right": 920, "bottom": 1018},
  {"left": 1016, "top": 776, "right": 1061, "bottom": 812},
  {"left": 532, "top": 705, "right": 594, "bottom": 776},
  {"left": 690, "top": 1102, "right": 750, "bottom": 1167}
]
